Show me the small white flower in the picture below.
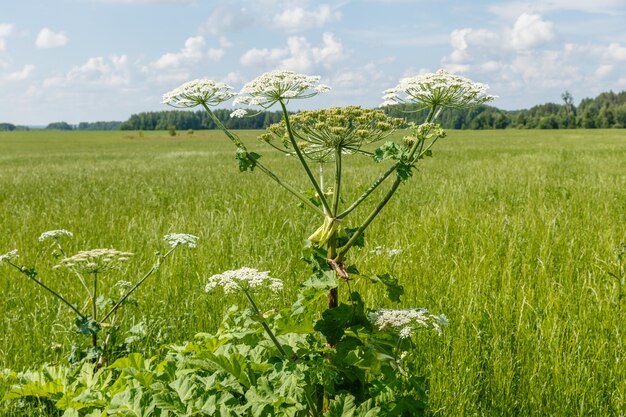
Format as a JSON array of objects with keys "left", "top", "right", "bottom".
[
  {"left": 205, "top": 267, "right": 283, "bottom": 295},
  {"left": 368, "top": 308, "right": 448, "bottom": 338},
  {"left": 162, "top": 79, "right": 236, "bottom": 108},
  {"left": 230, "top": 109, "right": 248, "bottom": 118},
  {"left": 38, "top": 229, "right": 73, "bottom": 242},
  {"left": 163, "top": 233, "right": 199, "bottom": 249},
  {"left": 382, "top": 69, "right": 496, "bottom": 109},
  {"left": 234, "top": 70, "right": 330, "bottom": 109},
  {"left": 0, "top": 249, "right": 18, "bottom": 263}
]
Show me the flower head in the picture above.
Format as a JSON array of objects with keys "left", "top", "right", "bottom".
[
  {"left": 205, "top": 267, "right": 283, "bottom": 295},
  {"left": 230, "top": 109, "right": 248, "bottom": 119},
  {"left": 58, "top": 248, "right": 133, "bottom": 274},
  {"left": 368, "top": 308, "right": 448, "bottom": 338},
  {"left": 261, "top": 106, "right": 403, "bottom": 162},
  {"left": 163, "top": 233, "right": 199, "bottom": 249},
  {"left": 382, "top": 69, "right": 496, "bottom": 110},
  {"left": 162, "top": 79, "right": 235, "bottom": 108},
  {"left": 234, "top": 70, "right": 330, "bottom": 109},
  {"left": 38, "top": 229, "right": 73, "bottom": 242},
  {"left": 0, "top": 249, "right": 18, "bottom": 264}
]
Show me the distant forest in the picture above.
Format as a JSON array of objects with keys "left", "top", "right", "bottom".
[{"left": 2, "top": 89, "right": 626, "bottom": 132}]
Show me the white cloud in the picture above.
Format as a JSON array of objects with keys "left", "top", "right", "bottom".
[
  {"left": 510, "top": 13, "right": 556, "bottom": 51},
  {"left": 43, "top": 55, "right": 130, "bottom": 88},
  {"left": 0, "top": 23, "right": 14, "bottom": 38},
  {"left": 154, "top": 36, "right": 222, "bottom": 69},
  {"left": 2, "top": 64, "right": 35, "bottom": 81},
  {"left": 240, "top": 32, "right": 344, "bottom": 72},
  {"left": 488, "top": 0, "right": 625, "bottom": 18},
  {"left": 35, "top": 28, "right": 69, "bottom": 48},
  {"left": 272, "top": 4, "right": 341, "bottom": 33},
  {"left": 0, "top": 23, "right": 15, "bottom": 52}
]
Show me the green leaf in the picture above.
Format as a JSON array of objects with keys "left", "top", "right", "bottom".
[
  {"left": 314, "top": 303, "right": 353, "bottom": 345},
  {"left": 75, "top": 316, "right": 101, "bottom": 336},
  {"left": 325, "top": 394, "right": 356, "bottom": 417},
  {"left": 235, "top": 149, "right": 261, "bottom": 172},
  {"left": 108, "top": 387, "right": 156, "bottom": 417},
  {"left": 369, "top": 273, "right": 404, "bottom": 303}
]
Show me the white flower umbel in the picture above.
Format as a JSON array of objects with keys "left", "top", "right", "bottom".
[
  {"left": 38, "top": 229, "right": 73, "bottom": 242},
  {"left": 382, "top": 69, "right": 496, "bottom": 110},
  {"left": 0, "top": 249, "right": 18, "bottom": 263},
  {"left": 205, "top": 267, "right": 283, "bottom": 295},
  {"left": 163, "top": 233, "right": 199, "bottom": 249},
  {"left": 368, "top": 308, "right": 449, "bottom": 338},
  {"left": 230, "top": 109, "right": 248, "bottom": 118},
  {"left": 234, "top": 70, "right": 330, "bottom": 109},
  {"left": 58, "top": 248, "right": 134, "bottom": 274},
  {"left": 162, "top": 79, "right": 236, "bottom": 108}
]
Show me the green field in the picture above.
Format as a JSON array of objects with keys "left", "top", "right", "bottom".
[{"left": 1, "top": 129, "right": 625, "bottom": 416}]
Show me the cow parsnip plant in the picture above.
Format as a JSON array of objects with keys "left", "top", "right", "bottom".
[{"left": 1, "top": 69, "right": 494, "bottom": 416}]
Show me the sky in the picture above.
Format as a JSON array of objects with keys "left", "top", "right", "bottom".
[{"left": 1, "top": 0, "right": 626, "bottom": 125}]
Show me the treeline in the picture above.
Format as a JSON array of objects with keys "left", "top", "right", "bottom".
[
  {"left": 43, "top": 121, "right": 123, "bottom": 131},
  {"left": 383, "top": 90, "right": 626, "bottom": 129},
  {"left": 3, "top": 89, "right": 626, "bottom": 132},
  {"left": 119, "top": 109, "right": 284, "bottom": 131}
]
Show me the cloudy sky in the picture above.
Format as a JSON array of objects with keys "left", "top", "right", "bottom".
[{"left": 2, "top": 0, "right": 626, "bottom": 125}]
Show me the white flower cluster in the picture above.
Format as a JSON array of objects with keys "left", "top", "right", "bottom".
[
  {"left": 234, "top": 70, "right": 330, "bottom": 109},
  {"left": 162, "top": 79, "right": 236, "bottom": 108},
  {"left": 369, "top": 246, "right": 403, "bottom": 257},
  {"left": 230, "top": 109, "right": 248, "bottom": 119},
  {"left": 0, "top": 249, "right": 18, "bottom": 263},
  {"left": 382, "top": 69, "right": 496, "bottom": 109},
  {"left": 368, "top": 308, "right": 449, "bottom": 338},
  {"left": 38, "top": 229, "right": 73, "bottom": 242},
  {"left": 163, "top": 233, "right": 199, "bottom": 249},
  {"left": 58, "top": 248, "right": 134, "bottom": 274},
  {"left": 205, "top": 267, "right": 283, "bottom": 295}
]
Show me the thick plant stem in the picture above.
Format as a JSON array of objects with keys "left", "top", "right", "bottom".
[
  {"left": 242, "top": 290, "right": 288, "bottom": 358},
  {"left": 332, "top": 149, "right": 342, "bottom": 217},
  {"left": 10, "top": 262, "right": 85, "bottom": 319},
  {"left": 337, "top": 161, "right": 398, "bottom": 219},
  {"left": 279, "top": 100, "right": 332, "bottom": 215},
  {"left": 93, "top": 272, "right": 98, "bottom": 348},
  {"left": 334, "top": 106, "right": 439, "bottom": 262},
  {"left": 101, "top": 248, "right": 174, "bottom": 323},
  {"left": 202, "top": 104, "right": 325, "bottom": 217}
]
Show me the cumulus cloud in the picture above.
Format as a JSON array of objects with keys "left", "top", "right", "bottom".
[
  {"left": 154, "top": 36, "right": 206, "bottom": 69},
  {"left": 204, "top": 1, "right": 342, "bottom": 36},
  {"left": 240, "top": 32, "right": 344, "bottom": 72},
  {"left": 35, "top": 28, "right": 69, "bottom": 48},
  {"left": 510, "top": 13, "right": 555, "bottom": 50},
  {"left": 272, "top": 4, "right": 341, "bottom": 33},
  {"left": 488, "top": 0, "right": 625, "bottom": 18},
  {"left": 43, "top": 55, "right": 130, "bottom": 88},
  {"left": 0, "top": 23, "right": 15, "bottom": 51},
  {"left": 2, "top": 64, "right": 35, "bottom": 81}
]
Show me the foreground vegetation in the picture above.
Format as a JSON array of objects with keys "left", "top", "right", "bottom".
[{"left": 1, "top": 129, "right": 625, "bottom": 415}]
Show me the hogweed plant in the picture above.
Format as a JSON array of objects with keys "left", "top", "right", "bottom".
[
  {"left": 0, "top": 231, "right": 198, "bottom": 367},
  {"left": 1, "top": 69, "right": 493, "bottom": 416}
]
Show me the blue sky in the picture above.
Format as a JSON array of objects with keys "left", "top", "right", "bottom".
[{"left": 1, "top": 0, "right": 626, "bottom": 125}]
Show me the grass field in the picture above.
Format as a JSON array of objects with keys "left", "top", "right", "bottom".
[{"left": 1, "top": 128, "right": 625, "bottom": 416}]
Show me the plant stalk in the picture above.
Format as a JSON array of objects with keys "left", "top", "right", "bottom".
[
  {"left": 242, "top": 290, "right": 288, "bottom": 358},
  {"left": 334, "top": 106, "right": 439, "bottom": 262},
  {"left": 202, "top": 104, "right": 325, "bottom": 217}
]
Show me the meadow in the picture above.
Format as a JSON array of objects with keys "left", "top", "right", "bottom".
[{"left": 0, "top": 128, "right": 625, "bottom": 416}]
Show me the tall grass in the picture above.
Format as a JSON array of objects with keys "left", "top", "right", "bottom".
[{"left": 1, "top": 129, "right": 625, "bottom": 416}]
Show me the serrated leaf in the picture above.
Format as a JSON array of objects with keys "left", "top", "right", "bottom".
[
  {"left": 369, "top": 273, "right": 404, "bottom": 303},
  {"left": 314, "top": 303, "right": 353, "bottom": 345},
  {"left": 108, "top": 387, "right": 156, "bottom": 417},
  {"left": 75, "top": 316, "right": 101, "bottom": 336}
]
